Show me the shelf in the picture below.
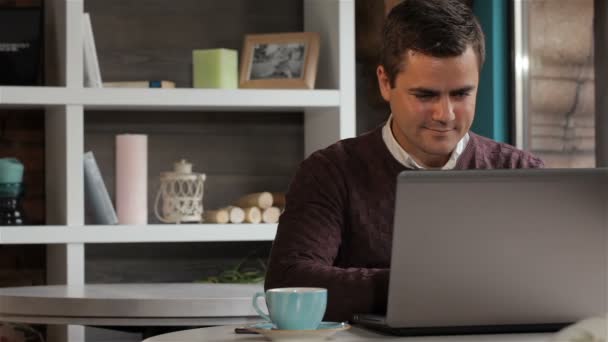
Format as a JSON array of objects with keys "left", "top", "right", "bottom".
[
  {"left": 0, "top": 224, "right": 277, "bottom": 244},
  {"left": 0, "top": 86, "right": 341, "bottom": 111}
]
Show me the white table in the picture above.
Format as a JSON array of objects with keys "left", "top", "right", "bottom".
[
  {"left": 0, "top": 283, "right": 265, "bottom": 326},
  {"left": 142, "top": 325, "right": 553, "bottom": 342}
]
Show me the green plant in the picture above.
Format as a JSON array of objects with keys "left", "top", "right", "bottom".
[
  {"left": 197, "top": 252, "right": 267, "bottom": 284},
  {"left": 0, "top": 323, "right": 45, "bottom": 342}
]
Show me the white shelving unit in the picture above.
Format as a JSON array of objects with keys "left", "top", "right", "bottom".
[
  {"left": 0, "top": 224, "right": 278, "bottom": 244},
  {"left": 0, "top": 87, "right": 341, "bottom": 110},
  {"left": 1, "top": 0, "right": 355, "bottom": 341}
]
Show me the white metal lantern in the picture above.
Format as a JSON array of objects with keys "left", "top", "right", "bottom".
[{"left": 154, "top": 159, "right": 206, "bottom": 224}]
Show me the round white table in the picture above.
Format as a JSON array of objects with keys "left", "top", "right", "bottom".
[
  {"left": 142, "top": 325, "right": 552, "bottom": 342},
  {"left": 0, "top": 283, "right": 265, "bottom": 326}
]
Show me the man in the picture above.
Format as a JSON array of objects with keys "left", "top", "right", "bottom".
[{"left": 264, "top": 0, "right": 544, "bottom": 323}]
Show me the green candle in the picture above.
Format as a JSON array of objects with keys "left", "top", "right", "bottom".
[{"left": 192, "top": 48, "right": 238, "bottom": 89}]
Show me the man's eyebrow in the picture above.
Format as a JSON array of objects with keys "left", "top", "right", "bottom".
[
  {"left": 449, "top": 85, "right": 476, "bottom": 94},
  {"left": 408, "top": 86, "right": 476, "bottom": 94},
  {"left": 408, "top": 87, "right": 439, "bottom": 94}
]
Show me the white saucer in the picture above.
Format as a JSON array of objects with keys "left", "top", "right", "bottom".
[{"left": 245, "top": 321, "right": 351, "bottom": 341}]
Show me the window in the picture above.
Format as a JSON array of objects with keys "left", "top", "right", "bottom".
[{"left": 514, "top": 0, "right": 595, "bottom": 168}]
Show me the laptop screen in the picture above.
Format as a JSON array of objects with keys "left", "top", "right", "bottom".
[{"left": 387, "top": 169, "right": 607, "bottom": 328}]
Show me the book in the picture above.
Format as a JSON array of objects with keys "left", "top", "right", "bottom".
[
  {"left": 103, "top": 80, "right": 176, "bottom": 88},
  {"left": 83, "top": 151, "right": 118, "bottom": 225},
  {"left": 83, "top": 12, "right": 103, "bottom": 88}
]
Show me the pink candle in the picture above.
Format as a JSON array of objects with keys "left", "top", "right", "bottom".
[{"left": 115, "top": 134, "right": 148, "bottom": 224}]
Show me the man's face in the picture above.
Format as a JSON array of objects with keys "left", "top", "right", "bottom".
[{"left": 377, "top": 46, "right": 479, "bottom": 168}]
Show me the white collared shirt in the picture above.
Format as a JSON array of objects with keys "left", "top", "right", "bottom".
[{"left": 381, "top": 114, "right": 469, "bottom": 170}]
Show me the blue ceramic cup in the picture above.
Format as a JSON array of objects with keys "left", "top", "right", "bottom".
[{"left": 252, "top": 287, "right": 327, "bottom": 330}]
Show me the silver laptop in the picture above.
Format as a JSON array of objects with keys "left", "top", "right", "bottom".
[{"left": 353, "top": 168, "right": 607, "bottom": 335}]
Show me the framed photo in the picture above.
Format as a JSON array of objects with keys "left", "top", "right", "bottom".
[{"left": 239, "top": 32, "right": 320, "bottom": 89}]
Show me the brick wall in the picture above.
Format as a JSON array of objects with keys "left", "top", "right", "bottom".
[
  {"left": 528, "top": 0, "right": 595, "bottom": 167},
  {"left": 0, "top": 110, "right": 45, "bottom": 287}
]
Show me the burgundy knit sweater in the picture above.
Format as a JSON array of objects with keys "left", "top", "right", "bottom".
[{"left": 264, "top": 126, "right": 544, "bottom": 322}]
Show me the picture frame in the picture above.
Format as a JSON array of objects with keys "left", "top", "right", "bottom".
[{"left": 239, "top": 32, "right": 320, "bottom": 89}]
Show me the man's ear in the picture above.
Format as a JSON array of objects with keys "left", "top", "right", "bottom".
[
  {"left": 384, "top": 0, "right": 404, "bottom": 16},
  {"left": 377, "top": 65, "right": 392, "bottom": 102}
]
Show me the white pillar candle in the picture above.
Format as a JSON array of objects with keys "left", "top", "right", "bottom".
[{"left": 116, "top": 134, "right": 148, "bottom": 224}]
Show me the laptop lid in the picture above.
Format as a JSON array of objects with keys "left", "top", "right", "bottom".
[{"left": 386, "top": 168, "right": 607, "bottom": 329}]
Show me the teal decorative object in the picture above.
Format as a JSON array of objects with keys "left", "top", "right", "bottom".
[
  {"left": 0, "top": 158, "right": 23, "bottom": 184},
  {"left": 0, "top": 158, "right": 25, "bottom": 224}
]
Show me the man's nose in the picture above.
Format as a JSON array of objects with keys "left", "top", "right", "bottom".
[{"left": 432, "top": 97, "right": 455, "bottom": 123}]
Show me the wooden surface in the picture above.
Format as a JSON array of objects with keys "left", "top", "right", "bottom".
[
  {"left": 0, "top": 224, "right": 278, "bottom": 244},
  {"left": 0, "top": 314, "right": 263, "bottom": 327},
  {"left": 143, "top": 325, "right": 552, "bottom": 342},
  {"left": 0, "top": 283, "right": 265, "bottom": 326}
]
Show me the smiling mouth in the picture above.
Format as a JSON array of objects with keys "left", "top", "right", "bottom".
[{"left": 425, "top": 128, "right": 454, "bottom": 133}]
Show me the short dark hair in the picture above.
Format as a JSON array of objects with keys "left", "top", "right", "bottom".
[{"left": 380, "top": 0, "right": 485, "bottom": 87}]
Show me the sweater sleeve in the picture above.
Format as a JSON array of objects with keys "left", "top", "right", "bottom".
[
  {"left": 264, "top": 152, "right": 389, "bottom": 322},
  {"left": 525, "top": 155, "right": 545, "bottom": 168}
]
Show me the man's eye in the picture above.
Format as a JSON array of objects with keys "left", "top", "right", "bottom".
[
  {"left": 452, "top": 92, "right": 470, "bottom": 99},
  {"left": 415, "top": 94, "right": 434, "bottom": 100}
]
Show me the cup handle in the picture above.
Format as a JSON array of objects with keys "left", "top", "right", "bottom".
[{"left": 252, "top": 292, "right": 271, "bottom": 322}]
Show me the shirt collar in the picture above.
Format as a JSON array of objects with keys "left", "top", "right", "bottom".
[{"left": 381, "top": 114, "right": 469, "bottom": 170}]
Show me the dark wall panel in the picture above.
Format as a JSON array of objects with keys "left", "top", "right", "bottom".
[
  {"left": 82, "top": 0, "right": 304, "bottom": 283},
  {"left": 86, "top": 0, "right": 303, "bottom": 87}
]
